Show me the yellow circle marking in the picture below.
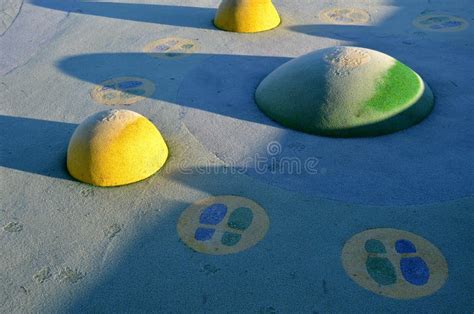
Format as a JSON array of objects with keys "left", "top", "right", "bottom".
[
  {"left": 90, "top": 77, "right": 155, "bottom": 106},
  {"left": 320, "top": 8, "right": 371, "bottom": 25},
  {"left": 177, "top": 195, "right": 269, "bottom": 255},
  {"left": 413, "top": 14, "right": 469, "bottom": 32},
  {"left": 341, "top": 228, "right": 448, "bottom": 299},
  {"left": 143, "top": 37, "right": 198, "bottom": 58}
]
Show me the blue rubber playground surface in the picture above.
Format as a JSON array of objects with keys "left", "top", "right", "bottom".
[{"left": 1, "top": 0, "right": 473, "bottom": 312}]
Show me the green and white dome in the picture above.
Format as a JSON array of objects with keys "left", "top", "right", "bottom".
[{"left": 255, "top": 47, "right": 434, "bottom": 137}]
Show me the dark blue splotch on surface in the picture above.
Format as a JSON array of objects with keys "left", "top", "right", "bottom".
[
  {"left": 199, "top": 203, "right": 227, "bottom": 225},
  {"left": 118, "top": 80, "right": 143, "bottom": 89},
  {"left": 396, "top": 240, "right": 430, "bottom": 286},
  {"left": 194, "top": 228, "right": 215, "bottom": 241},
  {"left": 442, "top": 21, "right": 463, "bottom": 27},
  {"left": 395, "top": 239, "right": 417, "bottom": 253},
  {"left": 400, "top": 257, "right": 430, "bottom": 286}
]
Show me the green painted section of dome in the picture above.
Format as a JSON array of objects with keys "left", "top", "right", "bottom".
[
  {"left": 255, "top": 47, "right": 434, "bottom": 137},
  {"left": 364, "top": 61, "right": 421, "bottom": 112}
]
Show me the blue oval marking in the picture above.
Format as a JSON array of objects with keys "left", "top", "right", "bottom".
[
  {"left": 195, "top": 228, "right": 215, "bottom": 241},
  {"left": 400, "top": 257, "right": 430, "bottom": 286},
  {"left": 118, "top": 81, "right": 143, "bottom": 89},
  {"left": 395, "top": 239, "right": 417, "bottom": 253},
  {"left": 199, "top": 203, "right": 227, "bottom": 225}
]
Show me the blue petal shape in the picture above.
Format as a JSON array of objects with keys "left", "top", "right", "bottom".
[
  {"left": 395, "top": 239, "right": 417, "bottom": 253},
  {"left": 199, "top": 203, "right": 227, "bottom": 225},
  {"left": 118, "top": 80, "right": 143, "bottom": 89},
  {"left": 194, "top": 228, "right": 215, "bottom": 241},
  {"left": 400, "top": 257, "right": 430, "bottom": 286}
]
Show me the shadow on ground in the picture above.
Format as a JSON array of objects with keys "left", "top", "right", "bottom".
[
  {"left": 60, "top": 165, "right": 473, "bottom": 312},
  {"left": 60, "top": 165, "right": 349, "bottom": 313},
  {"left": 15, "top": 1, "right": 472, "bottom": 312},
  {"left": 57, "top": 52, "right": 291, "bottom": 128},
  {"left": 54, "top": 47, "right": 472, "bottom": 205},
  {"left": 0, "top": 115, "right": 75, "bottom": 180},
  {"left": 30, "top": 0, "right": 216, "bottom": 29}
]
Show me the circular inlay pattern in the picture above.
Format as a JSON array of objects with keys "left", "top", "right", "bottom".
[
  {"left": 413, "top": 14, "right": 469, "bottom": 32},
  {"left": 177, "top": 196, "right": 270, "bottom": 255},
  {"left": 320, "top": 7, "right": 371, "bottom": 25},
  {"left": 341, "top": 228, "right": 448, "bottom": 299},
  {"left": 90, "top": 77, "right": 155, "bottom": 106},
  {"left": 143, "top": 37, "right": 198, "bottom": 58},
  {"left": 0, "top": 0, "right": 23, "bottom": 35}
]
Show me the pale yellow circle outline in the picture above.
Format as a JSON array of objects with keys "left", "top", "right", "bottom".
[
  {"left": 143, "top": 37, "right": 199, "bottom": 59},
  {"left": 320, "top": 7, "right": 371, "bottom": 25},
  {"left": 90, "top": 76, "right": 155, "bottom": 106},
  {"left": 341, "top": 228, "right": 448, "bottom": 299},
  {"left": 413, "top": 14, "right": 469, "bottom": 32},
  {"left": 177, "top": 195, "right": 270, "bottom": 255}
]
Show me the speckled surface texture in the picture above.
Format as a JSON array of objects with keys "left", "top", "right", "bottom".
[
  {"left": 0, "top": 0, "right": 473, "bottom": 312},
  {"left": 0, "top": 0, "right": 23, "bottom": 35}
]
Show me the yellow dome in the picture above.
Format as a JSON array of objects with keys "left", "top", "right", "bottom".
[
  {"left": 214, "top": 0, "right": 281, "bottom": 33},
  {"left": 67, "top": 109, "right": 168, "bottom": 187}
]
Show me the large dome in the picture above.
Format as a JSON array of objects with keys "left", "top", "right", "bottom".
[
  {"left": 255, "top": 47, "right": 434, "bottom": 137},
  {"left": 67, "top": 109, "right": 168, "bottom": 187}
]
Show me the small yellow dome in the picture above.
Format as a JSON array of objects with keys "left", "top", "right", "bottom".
[
  {"left": 67, "top": 109, "right": 168, "bottom": 187},
  {"left": 214, "top": 0, "right": 281, "bottom": 33}
]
